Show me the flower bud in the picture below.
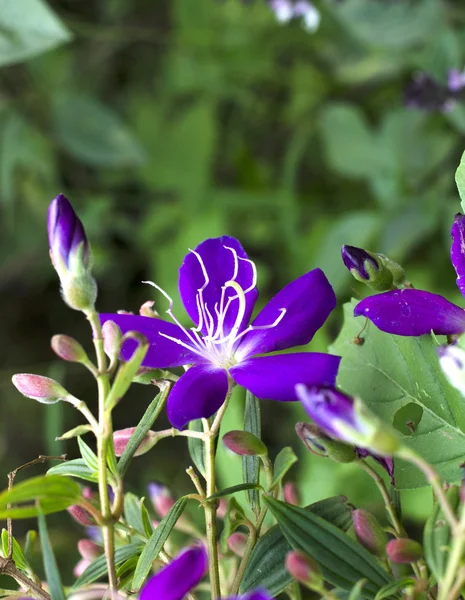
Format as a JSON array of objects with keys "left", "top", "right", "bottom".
[
  {"left": 139, "top": 300, "right": 159, "bottom": 318},
  {"left": 102, "top": 320, "right": 122, "bottom": 361},
  {"left": 217, "top": 498, "right": 228, "bottom": 519},
  {"left": 341, "top": 245, "right": 405, "bottom": 291},
  {"left": 113, "top": 428, "right": 158, "bottom": 457},
  {"left": 222, "top": 430, "right": 267, "bottom": 456},
  {"left": 295, "top": 422, "right": 356, "bottom": 463},
  {"left": 437, "top": 345, "right": 465, "bottom": 397},
  {"left": 67, "top": 504, "right": 95, "bottom": 526},
  {"left": 147, "top": 482, "right": 175, "bottom": 518},
  {"left": 47, "top": 194, "right": 97, "bottom": 311},
  {"left": 77, "top": 539, "right": 100, "bottom": 561},
  {"left": 285, "top": 550, "right": 323, "bottom": 589},
  {"left": 227, "top": 532, "right": 248, "bottom": 557},
  {"left": 283, "top": 482, "right": 300, "bottom": 506},
  {"left": 352, "top": 510, "right": 388, "bottom": 556},
  {"left": 51, "top": 335, "right": 89, "bottom": 364},
  {"left": 386, "top": 539, "right": 423, "bottom": 564},
  {"left": 12, "top": 374, "right": 70, "bottom": 404},
  {"left": 296, "top": 385, "right": 401, "bottom": 456}
]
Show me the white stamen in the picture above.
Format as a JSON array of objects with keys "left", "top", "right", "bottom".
[
  {"left": 142, "top": 280, "right": 174, "bottom": 311},
  {"left": 224, "top": 245, "right": 239, "bottom": 281},
  {"left": 238, "top": 256, "right": 257, "bottom": 294}
]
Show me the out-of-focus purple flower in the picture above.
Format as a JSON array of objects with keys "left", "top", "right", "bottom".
[
  {"left": 147, "top": 482, "right": 175, "bottom": 518},
  {"left": 437, "top": 344, "right": 465, "bottom": 396},
  {"left": 355, "top": 214, "right": 465, "bottom": 336},
  {"left": 47, "top": 194, "right": 97, "bottom": 311},
  {"left": 448, "top": 68, "right": 465, "bottom": 92},
  {"left": 296, "top": 385, "right": 400, "bottom": 456},
  {"left": 356, "top": 448, "right": 395, "bottom": 485},
  {"left": 101, "top": 237, "right": 339, "bottom": 429},
  {"left": 405, "top": 68, "right": 465, "bottom": 113},
  {"left": 268, "top": 0, "right": 320, "bottom": 32}
]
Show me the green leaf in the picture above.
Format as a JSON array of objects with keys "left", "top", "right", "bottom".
[
  {"left": 47, "top": 459, "right": 98, "bottom": 483},
  {"left": 132, "top": 497, "right": 188, "bottom": 590},
  {"left": 423, "top": 486, "right": 460, "bottom": 582},
  {"left": 243, "top": 391, "right": 261, "bottom": 511},
  {"left": 241, "top": 495, "right": 353, "bottom": 596},
  {"left": 456, "top": 150, "right": 465, "bottom": 214},
  {"left": 124, "top": 493, "right": 147, "bottom": 536},
  {"left": 331, "top": 300, "right": 465, "bottom": 489},
  {"left": 56, "top": 424, "right": 93, "bottom": 441},
  {"left": 118, "top": 386, "right": 169, "bottom": 477},
  {"left": 220, "top": 497, "right": 246, "bottom": 554},
  {"left": 349, "top": 579, "right": 368, "bottom": 600},
  {"left": 188, "top": 419, "right": 206, "bottom": 479},
  {"left": 52, "top": 92, "right": 145, "bottom": 168},
  {"left": 0, "top": 0, "right": 72, "bottom": 68},
  {"left": 1, "top": 529, "right": 30, "bottom": 572},
  {"left": 262, "top": 496, "right": 392, "bottom": 598},
  {"left": 204, "top": 483, "right": 263, "bottom": 503},
  {"left": 38, "top": 510, "right": 65, "bottom": 600},
  {"left": 78, "top": 437, "right": 99, "bottom": 473},
  {"left": 25, "top": 530, "right": 37, "bottom": 561},
  {"left": 270, "top": 447, "right": 298, "bottom": 490},
  {"left": 117, "top": 555, "right": 140, "bottom": 589},
  {"left": 106, "top": 336, "right": 149, "bottom": 410},
  {"left": 73, "top": 543, "right": 143, "bottom": 588},
  {"left": 374, "top": 578, "right": 416, "bottom": 600}
]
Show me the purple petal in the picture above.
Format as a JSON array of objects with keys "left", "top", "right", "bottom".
[
  {"left": 178, "top": 236, "right": 258, "bottom": 338},
  {"left": 451, "top": 214, "right": 465, "bottom": 299},
  {"left": 230, "top": 353, "right": 340, "bottom": 401},
  {"left": 354, "top": 289, "right": 465, "bottom": 336},
  {"left": 48, "top": 194, "right": 88, "bottom": 269},
  {"left": 224, "top": 591, "right": 273, "bottom": 600},
  {"left": 236, "top": 269, "right": 336, "bottom": 358},
  {"left": 356, "top": 449, "right": 395, "bottom": 485},
  {"left": 99, "top": 314, "right": 201, "bottom": 368},
  {"left": 167, "top": 364, "right": 229, "bottom": 429},
  {"left": 139, "top": 545, "right": 207, "bottom": 600}
]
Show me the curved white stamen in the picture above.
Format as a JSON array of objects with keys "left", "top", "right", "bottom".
[
  {"left": 159, "top": 331, "right": 203, "bottom": 355},
  {"left": 192, "top": 294, "right": 204, "bottom": 333},
  {"left": 142, "top": 280, "right": 174, "bottom": 311},
  {"left": 208, "top": 281, "right": 247, "bottom": 348},
  {"left": 189, "top": 248, "right": 210, "bottom": 293},
  {"left": 232, "top": 308, "right": 287, "bottom": 346},
  {"left": 223, "top": 245, "right": 239, "bottom": 281},
  {"left": 238, "top": 256, "right": 257, "bottom": 294}
]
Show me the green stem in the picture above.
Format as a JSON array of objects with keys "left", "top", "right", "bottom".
[
  {"left": 86, "top": 310, "right": 119, "bottom": 597},
  {"left": 439, "top": 504, "right": 465, "bottom": 600}
]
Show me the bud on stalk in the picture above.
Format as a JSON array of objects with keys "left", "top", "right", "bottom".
[
  {"left": 222, "top": 430, "right": 267, "bottom": 456},
  {"left": 341, "top": 245, "right": 405, "bottom": 291},
  {"left": 285, "top": 550, "right": 323, "bottom": 589},
  {"left": 12, "top": 374, "right": 71, "bottom": 404},
  {"left": 51, "top": 335, "right": 89, "bottom": 364},
  {"left": 352, "top": 509, "right": 388, "bottom": 556},
  {"left": 386, "top": 538, "right": 423, "bottom": 564},
  {"left": 295, "top": 422, "right": 356, "bottom": 463},
  {"left": 113, "top": 427, "right": 158, "bottom": 457}
]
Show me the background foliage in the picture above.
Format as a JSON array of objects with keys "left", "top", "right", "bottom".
[{"left": 2, "top": 0, "right": 465, "bottom": 580}]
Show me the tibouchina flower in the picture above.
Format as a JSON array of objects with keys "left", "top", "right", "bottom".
[
  {"left": 139, "top": 545, "right": 271, "bottom": 600},
  {"left": 101, "top": 236, "right": 339, "bottom": 429},
  {"left": 296, "top": 385, "right": 400, "bottom": 456},
  {"left": 354, "top": 214, "right": 465, "bottom": 336}
]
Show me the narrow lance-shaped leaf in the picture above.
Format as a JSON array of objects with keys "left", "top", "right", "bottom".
[
  {"left": 78, "top": 437, "right": 99, "bottom": 473},
  {"left": 243, "top": 391, "right": 261, "bottom": 511},
  {"left": 188, "top": 419, "right": 206, "bottom": 479},
  {"left": 38, "top": 509, "right": 65, "bottom": 600},
  {"left": 1, "top": 529, "right": 31, "bottom": 572},
  {"left": 73, "top": 543, "right": 143, "bottom": 588},
  {"left": 48, "top": 459, "right": 98, "bottom": 483},
  {"left": 270, "top": 447, "right": 298, "bottom": 490}
]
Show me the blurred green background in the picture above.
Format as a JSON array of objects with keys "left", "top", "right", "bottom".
[{"left": 2, "top": 0, "right": 465, "bottom": 579}]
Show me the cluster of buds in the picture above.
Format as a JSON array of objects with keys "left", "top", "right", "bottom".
[{"left": 341, "top": 245, "right": 406, "bottom": 292}]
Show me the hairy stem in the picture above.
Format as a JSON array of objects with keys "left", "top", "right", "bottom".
[{"left": 439, "top": 504, "right": 465, "bottom": 600}]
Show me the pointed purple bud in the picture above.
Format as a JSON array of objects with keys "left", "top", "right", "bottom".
[
  {"left": 12, "top": 374, "right": 70, "bottom": 404},
  {"left": 139, "top": 545, "right": 208, "bottom": 600},
  {"left": 47, "top": 194, "right": 97, "bottom": 311},
  {"left": 285, "top": 550, "right": 323, "bottom": 589},
  {"left": 386, "top": 538, "right": 423, "bottom": 564},
  {"left": 341, "top": 246, "right": 380, "bottom": 281},
  {"left": 295, "top": 422, "right": 356, "bottom": 463},
  {"left": 450, "top": 214, "right": 465, "bottom": 299},
  {"left": 352, "top": 509, "right": 388, "bottom": 557},
  {"left": 222, "top": 430, "right": 267, "bottom": 456},
  {"left": 296, "top": 385, "right": 401, "bottom": 456},
  {"left": 113, "top": 427, "right": 158, "bottom": 457},
  {"left": 341, "top": 245, "right": 404, "bottom": 291},
  {"left": 356, "top": 448, "right": 395, "bottom": 485},
  {"left": 51, "top": 335, "right": 89, "bottom": 364}
]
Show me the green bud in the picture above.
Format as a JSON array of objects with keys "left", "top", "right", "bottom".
[{"left": 295, "top": 422, "right": 356, "bottom": 463}]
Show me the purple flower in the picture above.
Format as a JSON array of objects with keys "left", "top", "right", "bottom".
[
  {"left": 354, "top": 214, "right": 465, "bottom": 336},
  {"left": 47, "top": 194, "right": 97, "bottom": 310},
  {"left": 296, "top": 385, "right": 400, "bottom": 455},
  {"left": 139, "top": 544, "right": 271, "bottom": 600},
  {"left": 101, "top": 236, "right": 339, "bottom": 429},
  {"left": 341, "top": 245, "right": 380, "bottom": 281}
]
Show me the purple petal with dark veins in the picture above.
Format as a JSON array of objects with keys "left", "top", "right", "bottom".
[
  {"left": 99, "top": 314, "right": 202, "bottom": 368},
  {"left": 178, "top": 236, "right": 258, "bottom": 338},
  {"left": 139, "top": 545, "right": 207, "bottom": 600},
  {"left": 230, "top": 353, "right": 340, "bottom": 401},
  {"left": 236, "top": 268, "right": 336, "bottom": 358},
  {"left": 451, "top": 213, "right": 465, "bottom": 299},
  {"left": 167, "top": 364, "right": 229, "bottom": 429},
  {"left": 354, "top": 289, "right": 465, "bottom": 336}
]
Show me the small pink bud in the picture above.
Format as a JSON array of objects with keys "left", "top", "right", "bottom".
[
  {"left": 73, "top": 558, "right": 90, "bottom": 578},
  {"left": 283, "top": 482, "right": 300, "bottom": 505},
  {"left": 82, "top": 486, "right": 94, "bottom": 500},
  {"left": 12, "top": 374, "right": 70, "bottom": 404},
  {"left": 77, "top": 539, "right": 100, "bottom": 561},
  {"left": 51, "top": 335, "right": 88, "bottom": 363},
  {"left": 139, "top": 300, "right": 159, "bottom": 318},
  {"left": 147, "top": 482, "right": 175, "bottom": 517},
  {"left": 113, "top": 428, "right": 157, "bottom": 457},
  {"left": 285, "top": 550, "right": 322, "bottom": 588},
  {"left": 217, "top": 498, "right": 228, "bottom": 519},
  {"left": 102, "top": 320, "right": 122, "bottom": 360},
  {"left": 352, "top": 509, "right": 387, "bottom": 556},
  {"left": 67, "top": 504, "right": 95, "bottom": 526},
  {"left": 227, "top": 532, "right": 248, "bottom": 557},
  {"left": 386, "top": 538, "right": 423, "bottom": 564},
  {"left": 222, "top": 430, "right": 267, "bottom": 456}
]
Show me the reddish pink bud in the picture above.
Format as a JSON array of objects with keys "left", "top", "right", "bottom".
[
  {"left": 102, "top": 320, "right": 122, "bottom": 360},
  {"left": 147, "top": 482, "right": 175, "bottom": 517},
  {"left": 51, "top": 335, "right": 88, "bottom": 364},
  {"left": 222, "top": 430, "right": 267, "bottom": 456},
  {"left": 227, "top": 532, "right": 248, "bottom": 557},
  {"left": 352, "top": 509, "right": 387, "bottom": 556},
  {"left": 12, "top": 374, "right": 70, "bottom": 404},
  {"left": 283, "top": 482, "right": 300, "bottom": 505},
  {"left": 285, "top": 550, "right": 322, "bottom": 588},
  {"left": 82, "top": 486, "right": 94, "bottom": 500},
  {"left": 77, "top": 539, "right": 100, "bottom": 561},
  {"left": 217, "top": 498, "right": 228, "bottom": 519},
  {"left": 67, "top": 504, "right": 95, "bottom": 526},
  {"left": 386, "top": 538, "right": 423, "bottom": 564},
  {"left": 113, "top": 428, "right": 157, "bottom": 457}
]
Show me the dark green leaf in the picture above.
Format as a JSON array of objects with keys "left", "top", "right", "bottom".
[
  {"left": 188, "top": 419, "right": 206, "bottom": 479},
  {"left": 38, "top": 509, "right": 65, "bottom": 600},
  {"left": 243, "top": 391, "right": 261, "bottom": 511},
  {"left": 241, "top": 496, "right": 353, "bottom": 596},
  {"left": 78, "top": 437, "right": 99, "bottom": 473},
  {"left": 132, "top": 497, "right": 188, "bottom": 590},
  {"left": 270, "top": 447, "right": 298, "bottom": 489},
  {"left": 73, "top": 543, "right": 143, "bottom": 588},
  {"left": 262, "top": 496, "right": 392, "bottom": 598},
  {"left": 48, "top": 459, "right": 98, "bottom": 483},
  {"left": 374, "top": 578, "right": 416, "bottom": 600},
  {"left": 124, "top": 493, "right": 146, "bottom": 536},
  {"left": 205, "top": 483, "right": 263, "bottom": 502},
  {"left": 1, "top": 529, "right": 30, "bottom": 572}
]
